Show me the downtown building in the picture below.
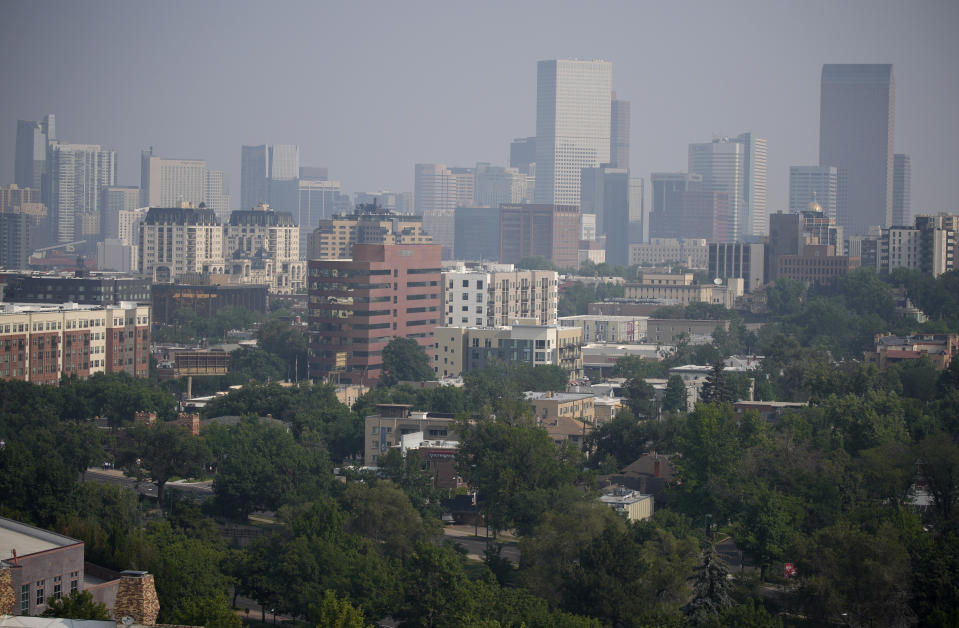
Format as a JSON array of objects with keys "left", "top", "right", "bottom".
[
  {"left": 240, "top": 144, "right": 300, "bottom": 212},
  {"left": 580, "top": 167, "right": 646, "bottom": 266},
  {"left": 441, "top": 263, "right": 558, "bottom": 328},
  {"left": 687, "top": 133, "right": 767, "bottom": 242},
  {"left": 139, "top": 149, "right": 231, "bottom": 220},
  {"left": 534, "top": 59, "right": 613, "bottom": 207},
  {"left": 498, "top": 203, "right": 580, "bottom": 269},
  {"left": 14, "top": 115, "right": 55, "bottom": 191},
  {"left": 0, "top": 301, "right": 150, "bottom": 384},
  {"left": 308, "top": 243, "right": 443, "bottom": 385},
  {"left": 48, "top": 143, "right": 117, "bottom": 245},
  {"left": 819, "top": 64, "right": 895, "bottom": 235}
]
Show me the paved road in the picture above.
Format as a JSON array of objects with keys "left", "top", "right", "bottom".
[
  {"left": 442, "top": 525, "right": 520, "bottom": 563},
  {"left": 83, "top": 468, "right": 212, "bottom": 498}
]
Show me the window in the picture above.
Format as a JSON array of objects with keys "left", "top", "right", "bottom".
[
  {"left": 70, "top": 571, "right": 79, "bottom": 592},
  {"left": 371, "top": 426, "right": 379, "bottom": 434},
  {"left": 462, "top": 280, "right": 469, "bottom": 288},
  {"left": 54, "top": 576, "right": 62, "bottom": 600},
  {"left": 21, "top": 584, "right": 29, "bottom": 613},
  {"left": 36, "top": 581, "right": 45, "bottom": 606}
]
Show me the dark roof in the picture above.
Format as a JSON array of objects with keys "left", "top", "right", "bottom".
[
  {"left": 228, "top": 209, "right": 296, "bottom": 227},
  {"left": 144, "top": 206, "right": 218, "bottom": 226}
]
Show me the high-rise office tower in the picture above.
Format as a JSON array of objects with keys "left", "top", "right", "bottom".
[
  {"left": 819, "top": 64, "right": 895, "bottom": 235},
  {"left": 240, "top": 144, "right": 300, "bottom": 211},
  {"left": 498, "top": 204, "right": 580, "bottom": 269},
  {"left": 473, "top": 163, "right": 527, "bottom": 207},
  {"left": 205, "top": 170, "right": 231, "bottom": 220},
  {"left": 49, "top": 143, "right": 117, "bottom": 244},
  {"left": 15, "top": 115, "right": 55, "bottom": 190},
  {"left": 609, "top": 95, "right": 630, "bottom": 170},
  {"left": 0, "top": 213, "right": 31, "bottom": 269},
  {"left": 509, "top": 137, "right": 536, "bottom": 175},
  {"left": 580, "top": 167, "right": 646, "bottom": 266},
  {"left": 688, "top": 138, "right": 745, "bottom": 240},
  {"left": 140, "top": 149, "right": 207, "bottom": 208},
  {"left": 414, "top": 164, "right": 459, "bottom": 258},
  {"left": 789, "top": 166, "right": 840, "bottom": 220},
  {"left": 893, "top": 154, "right": 911, "bottom": 226},
  {"left": 649, "top": 172, "right": 700, "bottom": 239},
  {"left": 534, "top": 59, "right": 612, "bottom": 206},
  {"left": 735, "top": 132, "right": 767, "bottom": 237},
  {"left": 100, "top": 186, "right": 140, "bottom": 240}
]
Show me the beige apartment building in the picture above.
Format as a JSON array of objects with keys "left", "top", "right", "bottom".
[
  {"left": 309, "top": 205, "right": 432, "bottom": 260},
  {"left": 138, "top": 204, "right": 223, "bottom": 283},
  {"left": 223, "top": 204, "right": 305, "bottom": 293},
  {"left": 558, "top": 314, "right": 648, "bottom": 343}
]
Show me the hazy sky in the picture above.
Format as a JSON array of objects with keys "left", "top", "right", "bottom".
[{"left": 1, "top": 0, "right": 957, "bottom": 213}]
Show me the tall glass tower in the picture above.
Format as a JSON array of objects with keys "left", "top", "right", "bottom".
[
  {"left": 533, "top": 59, "right": 612, "bottom": 206},
  {"left": 819, "top": 64, "right": 894, "bottom": 236}
]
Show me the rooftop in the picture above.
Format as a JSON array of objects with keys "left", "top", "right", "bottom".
[
  {"left": 524, "top": 391, "right": 593, "bottom": 402},
  {"left": 0, "top": 516, "right": 82, "bottom": 562}
]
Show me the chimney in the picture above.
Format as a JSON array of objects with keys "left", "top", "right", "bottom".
[
  {"left": 113, "top": 571, "right": 160, "bottom": 626},
  {"left": 0, "top": 565, "right": 15, "bottom": 615},
  {"left": 654, "top": 459, "right": 662, "bottom": 478}
]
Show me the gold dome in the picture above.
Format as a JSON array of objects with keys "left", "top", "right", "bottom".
[{"left": 807, "top": 191, "right": 822, "bottom": 213}]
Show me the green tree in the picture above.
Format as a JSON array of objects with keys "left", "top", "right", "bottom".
[
  {"left": 210, "top": 418, "right": 332, "bottom": 519},
  {"left": 795, "top": 522, "right": 914, "bottom": 628},
  {"left": 612, "top": 355, "right": 668, "bottom": 379},
  {"left": 765, "top": 278, "right": 805, "bottom": 317},
  {"left": 663, "top": 375, "right": 688, "bottom": 413},
  {"left": 42, "top": 590, "right": 110, "bottom": 620},
  {"left": 683, "top": 544, "right": 734, "bottom": 625},
  {"left": 380, "top": 337, "right": 434, "bottom": 386},
  {"left": 255, "top": 318, "right": 310, "bottom": 379},
  {"left": 919, "top": 433, "right": 959, "bottom": 522},
  {"left": 455, "top": 418, "right": 579, "bottom": 535},
  {"left": 118, "top": 422, "right": 209, "bottom": 504},
  {"left": 309, "top": 590, "right": 372, "bottom": 628},
  {"left": 699, "top": 360, "right": 733, "bottom": 404},
  {"left": 622, "top": 377, "right": 658, "bottom": 418},
  {"left": 734, "top": 485, "right": 803, "bottom": 581},
  {"left": 341, "top": 481, "right": 440, "bottom": 559}
]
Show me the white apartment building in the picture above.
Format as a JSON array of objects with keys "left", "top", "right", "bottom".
[
  {"left": 629, "top": 238, "right": 708, "bottom": 268},
  {"left": 442, "top": 264, "right": 558, "bottom": 328},
  {"left": 433, "top": 323, "right": 583, "bottom": 379}
]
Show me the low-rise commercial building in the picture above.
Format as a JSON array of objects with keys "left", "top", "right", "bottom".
[
  {"left": 363, "top": 404, "right": 457, "bottom": 466},
  {"left": 598, "top": 486, "right": 654, "bottom": 521},
  {"left": 0, "top": 273, "right": 151, "bottom": 305},
  {"left": 864, "top": 333, "right": 959, "bottom": 370},
  {"left": 625, "top": 272, "right": 743, "bottom": 308},
  {"left": 0, "top": 517, "right": 120, "bottom": 616},
  {"left": 629, "top": 238, "right": 708, "bottom": 268},
  {"left": 558, "top": 314, "right": 648, "bottom": 344}
]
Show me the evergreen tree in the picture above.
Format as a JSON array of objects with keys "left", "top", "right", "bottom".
[
  {"left": 699, "top": 360, "right": 732, "bottom": 405},
  {"left": 683, "top": 544, "right": 733, "bottom": 625},
  {"left": 664, "top": 375, "right": 688, "bottom": 413}
]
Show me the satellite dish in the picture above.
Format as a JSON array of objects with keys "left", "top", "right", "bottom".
[
  {"left": 713, "top": 277, "right": 723, "bottom": 286},
  {"left": 121, "top": 617, "right": 135, "bottom": 626}
]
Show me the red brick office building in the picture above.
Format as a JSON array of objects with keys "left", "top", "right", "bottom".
[{"left": 308, "top": 243, "right": 442, "bottom": 385}]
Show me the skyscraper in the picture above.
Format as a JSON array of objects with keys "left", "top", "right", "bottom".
[
  {"left": 14, "top": 115, "right": 54, "bottom": 190},
  {"left": 49, "top": 143, "right": 117, "bottom": 244},
  {"left": 509, "top": 137, "right": 536, "bottom": 175},
  {"left": 100, "top": 186, "right": 140, "bottom": 240},
  {"left": 735, "top": 132, "right": 767, "bottom": 237},
  {"left": 498, "top": 204, "right": 580, "bottom": 269},
  {"left": 819, "top": 64, "right": 895, "bottom": 235},
  {"left": 140, "top": 149, "right": 207, "bottom": 208},
  {"left": 473, "top": 163, "right": 527, "bottom": 207},
  {"left": 688, "top": 138, "right": 745, "bottom": 240},
  {"left": 534, "top": 59, "right": 612, "bottom": 206},
  {"left": 205, "top": 170, "right": 231, "bottom": 221},
  {"left": 789, "top": 166, "right": 840, "bottom": 220},
  {"left": 893, "top": 154, "right": 911, "bottom": 226},
  {"left": 580, "top": 167, "right": 646, "bottom": 266},
  {"left": 609, "top": 96, "right": 630, "bottom": 170},
  {"left": 240, "top": 144, "right": 300, "bottom": 211}
]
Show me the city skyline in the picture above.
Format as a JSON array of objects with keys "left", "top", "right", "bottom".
[{"left": 0, "top": 1, "right": 957, "bottom": 216}]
